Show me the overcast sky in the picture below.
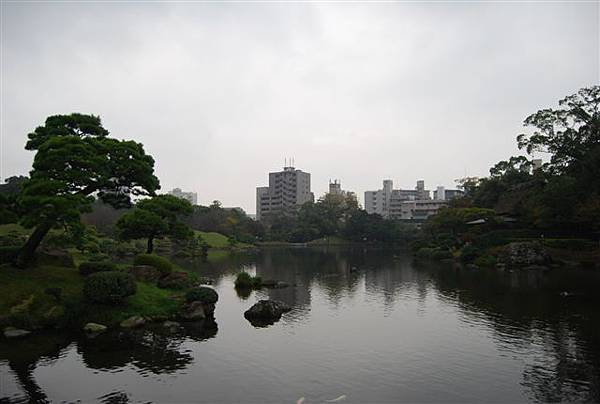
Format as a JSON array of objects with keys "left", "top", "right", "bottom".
[{"left": 1, "top": 1, "right": 598, "bottom": 213}]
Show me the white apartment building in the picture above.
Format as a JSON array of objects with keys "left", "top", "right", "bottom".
[
  {"left": 256, "top": 165, "right": 314, "bottom": 221},
  {"left": 399, "top": 199, "right": 449, "bottom": 221},
  {"left": 168, "top": 187, "right": 198, "bottom": 205},
  {"left": 433, "top": 187, "right": 465, "bottom": 201},
  {"left": 365, "top": 180, "right": 431, "bottom": 219}
]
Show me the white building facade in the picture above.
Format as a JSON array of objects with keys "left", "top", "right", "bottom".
[
  {"left": 256, "top": 166, "right": 314, "bottom": 221},
  {"left": 168, "top": 188, "right": 198, "bottom": 205},
  {"left": 364, "top": 179, "right": 454, "bottom": 221}
]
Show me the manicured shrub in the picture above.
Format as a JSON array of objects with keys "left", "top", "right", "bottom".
[
  {"left": 79, "top": 261, "right": 117, "bottom": 276},
  {"left": 0, "top": 246, "right": 20, "bottom": 263},
  {"left": 83, "top": 271, "right": 137, "bottom": 305},
  {"left": 235, "top": 272, "right": 262, "bottom": 289},
  {"left": 460, "top": 244, "right": 482, "bottom": 263},
  {"left": 185, "top": 286, "right": 219, "bottom": 304},
  {"left": 474, "top": 254, "right": 497, "bottom": 268},
  {"left": 432, "top": 249, "right": 453, "bottom": 260},
  {"left": 133, "top": 254, "right": 173, "bottom": 276}
]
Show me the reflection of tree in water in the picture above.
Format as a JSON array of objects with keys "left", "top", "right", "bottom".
[
  {"left": 0, "top": 320, "right": 218, "bottom": 402},
  {"left": 79, "top": 319, "right": 218, "bottom": 374},
  {"left": 0, "top": 333, "right": 71, "bottom": 403},
  {"left": 254, "top": 247, "right": 376, "bottom": 309},
  {"left": 417, "top": 261, "right": 600, "bottom": 402},
  {"left": 363, "top": 253, "right": 432, "bottom": 312}
]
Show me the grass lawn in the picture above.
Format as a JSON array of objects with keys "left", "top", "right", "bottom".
[{"left": 195, "top": 231, "right": 252, "bottom": 249}]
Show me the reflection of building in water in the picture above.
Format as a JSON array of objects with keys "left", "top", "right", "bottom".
[{"left": 363, "top": 255, "right": 430, "bottom": 311}]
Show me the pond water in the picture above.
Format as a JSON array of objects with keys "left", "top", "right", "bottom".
[{"left": 1, "top": 247, "right": 600, "bottom": 403}]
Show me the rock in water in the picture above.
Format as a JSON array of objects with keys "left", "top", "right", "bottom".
[
  {"left": 120, "top": 315, "right": 146, "bottom": 328},
  {"left": 180, "top": 301, "right": 207, "bottom": 321},
  {"left": 84, "top": 323, "right": 107, "bottom": 334},
  {"left": 4, "top": 327, "right": 31, "bottom": 338},
  {"left": 244, "top": 300, "right": 291, "bottom": 327}
]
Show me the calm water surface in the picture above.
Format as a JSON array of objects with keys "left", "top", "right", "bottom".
[{"left": 1, "top": 248, "right": 600, "bottom": 403}]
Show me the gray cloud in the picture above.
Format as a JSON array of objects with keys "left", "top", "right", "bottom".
[{"left": 1, "top": 2, "right": 598, "bottom": 212}]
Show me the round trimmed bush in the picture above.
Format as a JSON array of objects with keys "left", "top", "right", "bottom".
[
  {"left": 83, "top": 271, "right": 137, "bottom": 305},
  {"left": 185, "top": 286, "right": 219, "bottom": 304},
  {"left": 79, "top": 261, "right": 117, "bottom": 276},
  {"left": 133, "top": 254, "right": 173, "bottom": 276}
]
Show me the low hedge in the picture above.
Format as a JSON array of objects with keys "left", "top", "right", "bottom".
[
  {"left": 83, "top": 271, "right": 137, "bottom": 305},
  {"left": 133, "top": 254, "right": 173, "bottom": 276},
  {"left": 79, "top": 261, "right": 117, "bottom": 276}
]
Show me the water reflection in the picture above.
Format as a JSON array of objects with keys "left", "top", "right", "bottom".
[{"left": 1, "top": 248, "right": 599, "bottom": 402}]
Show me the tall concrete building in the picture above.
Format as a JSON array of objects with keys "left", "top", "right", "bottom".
[
  {"left": 327, "top": 179, "right": 358, "bottom": 203},
  {"left": 365, "top": 180, "right": 430, "bottom": 219},
  {"left": 256, "top": 165, "right": 314, "bottom": 221},
  {"left": 168, "top": 187, "right": 198, "bottom": 205}
]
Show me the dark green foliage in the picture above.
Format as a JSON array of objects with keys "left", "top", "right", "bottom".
[
  {"left": 186, "top": 201, "right": 264, "bottom": 243},
  {"left": 432, "top": 249, "right": 453, "bottom": 260},
  {"left": 79, "top": 261, "right": 118, "bottom": 276},
  {"left": 116, "top": 195, "right": 193, "bottom": 253},
  {"left": 0, "top": 176, "right": 28, "bottom": 224},
  {"left": 44, "top": 287, "right": 62, "bottom": 302},
  {"left": 460, "top": 245, "right": 482, "bottom": 263},
  {"left": 234, "top": 272, "right": 262, "bottom": 289},
  {"left": 15, "top": 113, "right": 159, "bottom": 267},
  {"left": 133, "top": 254, "right": 173, "bottom": 276},
  {"left": 473, "top": 254, "right": 497, "bottom": 268},
  {"left": 0, "top": 246, "right": 20, "bottom": 263},
  {"left": 185, "top": 287, "right": 219, "bottom": 304},
  {"left": 415, "top": 247, "right": 452, "bottom": 260},
  {"left": 83, "top": 271, "right": 136, "bottom": 305},
  {"left": 542, "top": 238, "right": 597, "bottom": 251}
]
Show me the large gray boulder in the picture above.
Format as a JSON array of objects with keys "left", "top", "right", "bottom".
[
  {"left": 244, "top": 300, "right": 291, "bottom": 327},
  {"left": 500, "top": 242, "right": 551, "bottom": 268}
]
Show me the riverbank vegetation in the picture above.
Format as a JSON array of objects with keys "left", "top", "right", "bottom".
[{"left": 413, "top": 86, "right": 600, "bottom": 269}]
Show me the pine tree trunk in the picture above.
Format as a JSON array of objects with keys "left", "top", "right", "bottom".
[
  {"left": 15, "top": 221, "right": 54, "bottom": 268},
  {"left": 147, "top": 236, "right": 154, "bottom": 254}
]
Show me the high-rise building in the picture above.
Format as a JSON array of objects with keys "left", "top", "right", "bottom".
[
  {"left": 329, "top": 179, "right": 342, "bottom": 195},
  {"left": 365, "top": 180, "right": 430, "bottom": 218},
  {"left": 168, "top": 187, "right": 198, "bottom": 205},
  {"left": 256, "top": 165, "right": 314, "bottom": 221},
  {"left": 327, "top": 179, "right": 358, "bottom": 202}
]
